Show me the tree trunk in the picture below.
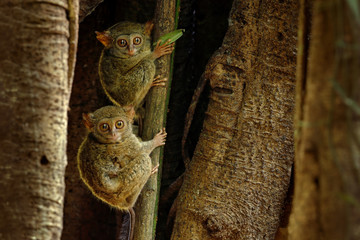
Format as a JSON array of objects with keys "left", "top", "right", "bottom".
[
  {"left": 171, "top": 0, "right": 298, "bottom": 239},
  {"left": 133, "top": 0, "right": 178, "bottom": 239},
  {"left": 289, "top": 0, "right": 360, "bottom": 239},
  {"left": 0, "top": 0, "right": 78, "bottom": 239}
]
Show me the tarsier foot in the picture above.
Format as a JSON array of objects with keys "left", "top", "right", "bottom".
[
  {"left": 153, "top": 128, "right": 167, "bottom": 147},
  {"left": 151, "top": 75, "right": 167, "bottom": 87},
  {"left": 153, "top": 39, "right": 175, "bottom": 59},
  {"left": 151, "top": 164, "right": 159, "bottom": 175}
]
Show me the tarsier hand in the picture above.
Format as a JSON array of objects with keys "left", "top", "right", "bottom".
[
  {"left": 153, "top": 40, "right": 174, "bottom": 59},
  {"left": 153, "top": 128, "right": 167, "bottom": 148}
]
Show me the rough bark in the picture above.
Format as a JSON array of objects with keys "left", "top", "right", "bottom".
[
  {"left": 133, "top": 0, "right": 177, "bottom": 239},
  {"left": 171, "top": 0, "right": 298, "bottom": 239},
  {"left": 0, "top": 0, "right": 78, "bottom": 239},
  {"left": 289, "top": 0, "right": 360, "bottom": 239}
]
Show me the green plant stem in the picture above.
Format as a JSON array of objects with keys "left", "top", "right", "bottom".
[{"left": 132, "top": 0, "right": 180, "bottom": 239}]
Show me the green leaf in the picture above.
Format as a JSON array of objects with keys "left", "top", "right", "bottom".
[
  {"left": 346, "top": 0, "right": 360, "bottom": 23},
  {"left": 153, "top": 29, "right": 185, "bottom": 47}
]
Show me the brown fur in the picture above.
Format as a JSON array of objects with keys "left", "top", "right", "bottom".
[
  {"left": 77, "top": 105, "right": 166, "bottom": 209},
  {"left": 96, "top": 21, "right": 174, "bottom": 109}
]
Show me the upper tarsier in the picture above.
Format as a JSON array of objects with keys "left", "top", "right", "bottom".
[{"left": 96, "top": 21, "right": 174, "bottom": 110}]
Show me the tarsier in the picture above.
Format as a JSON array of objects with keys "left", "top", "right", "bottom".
[
  {"left": 77, "top": 106, "right": 167, "bottom": 240},
  {"left": 95, "top": 21, "right": 174, "bottom": 110}
]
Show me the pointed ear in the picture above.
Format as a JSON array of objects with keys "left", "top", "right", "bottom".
[
  {"left": 95, "top": 31, "right": 112, "bottom": 47},
  {"left": 144, "top": 21, "right": 154, "bottom": 36},
  {"left": 82, "top": 113, "right": 95, "bottom": 130},
  {"left": 123, "top": 106, "right": 135, "bottom": 121}
]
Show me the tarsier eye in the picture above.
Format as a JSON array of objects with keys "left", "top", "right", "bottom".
[
  {"left": 117, "top": 39, "right": 127, "bottom": 47},
  {"left": 100, "top": 123, "right": 109, "bottom": 132},
  {"left": 115, "top": 120, "right": 124, "bottom": 129},
  {"left": 133, "top": 37, "right": 142, "bottom": 45}
]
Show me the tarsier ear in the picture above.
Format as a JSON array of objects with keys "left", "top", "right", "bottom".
[
  {"left": 123, "top": 106, "right": 136, "bottom": 121},
  {"left": 144, "top": 21, "right": 154, "bottom": 36},
  {"left": 82, "top": 113, "right": 95, "bottom": 130},
  {"left": 95, "top": 31, "right": 112, "bottom": 47}
]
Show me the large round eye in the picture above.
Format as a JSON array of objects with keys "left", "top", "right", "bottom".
[
  {"left": 117, "top": 39, "right": 127, "bottom": 47},
  {"left": 100, "top": 123, "right": 109, "bottom": 132},
  {"left": 115, "top": 120, "right": 124, "bottom": 129},
  {"left": 133, "top": 37, "right": 142, "bottom": 45}
]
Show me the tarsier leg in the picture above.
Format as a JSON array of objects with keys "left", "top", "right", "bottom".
[{"left": 151, "top": 75, "right": 167, "bottom": 87}]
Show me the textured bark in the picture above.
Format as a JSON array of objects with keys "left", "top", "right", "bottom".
[
  {"left": 289, "top": 0, "right": 360, "bottom": 239},
  {"left": 0, "top": 0, "right": 78, "bottom": 239},
  {"left": 133, "top": 0, "right": 177, "bottom": 239},
  {"left": 171, "top": 0, "right": 298, "bottom": 239}
]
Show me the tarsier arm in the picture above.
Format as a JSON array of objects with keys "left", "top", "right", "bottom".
[{"left": 141, "top": 128, "right": 167, "bottom": 154}]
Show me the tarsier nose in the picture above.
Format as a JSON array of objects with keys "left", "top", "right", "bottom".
[
  {"left": 110, "top": 130, "right": 116, "bottom": 137},
  {"left": 128, "top": 45, "right": 135, "bottom": 56}
]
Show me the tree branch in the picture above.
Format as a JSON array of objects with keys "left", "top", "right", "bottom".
[{"left": 133, "top": 0, "right": 179, "bottom": 239}]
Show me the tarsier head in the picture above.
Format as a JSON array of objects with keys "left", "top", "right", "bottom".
[
  {"left": 96, "top": 21, "right": 154, "bottom": 58},
  {"left": 82, "top": 106, "right": 135, "bottom": 144}
]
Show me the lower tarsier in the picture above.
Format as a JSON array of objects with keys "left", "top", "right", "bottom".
[{"left": 77, "top": 106, "right": 167, "bottom": 240}]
